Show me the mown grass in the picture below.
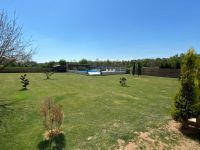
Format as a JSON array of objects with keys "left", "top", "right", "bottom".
[{"left": 0, "top": 73, "right": 178, "bottom": 149}]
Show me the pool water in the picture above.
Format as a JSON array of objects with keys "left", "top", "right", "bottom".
[{"left": 79, "top": 69, "right": 99, "bottom": 73}]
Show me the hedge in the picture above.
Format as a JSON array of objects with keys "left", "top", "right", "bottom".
[{"left": 0, "top": 67, "right": 52, "bottom": 73}]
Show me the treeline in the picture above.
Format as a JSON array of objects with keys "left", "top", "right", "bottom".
[{"left": 6, "top": 53, "right": 199, "bottom": 69}]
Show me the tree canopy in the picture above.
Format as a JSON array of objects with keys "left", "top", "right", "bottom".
[{"left": 0, "top": 11, "right": 34, "bottom": 70}]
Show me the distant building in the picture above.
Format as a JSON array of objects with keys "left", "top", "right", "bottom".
[{"left": 52, "top": 65, "right": 66, "bottom": 72}]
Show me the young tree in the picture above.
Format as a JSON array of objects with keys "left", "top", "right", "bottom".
[
  {"left": 39, "top": 97, "right": 65, "bottom": 149},
  {"left": 44, "top": 72, "right": 54, "bottom": 79},
  {"left": 0, "top": 11, "right": 34, "bottom": 70},
  {"left": 132, "top": 62, "right": 135, "bottom": 76},
  {"left": 171, "top": 49, "right": 198, "bottom": 125},
  {"left": 20, "top": 74, "right": 29, "bottom": 90},
  {"left": 119, "top": 77, "right": 127, "bottom": 87},
  {"left": 137, "top": 62, "right": 142, "bottom": 76},
  {"left": 41, "top": 97, "right": 64, "bottom": 132}
]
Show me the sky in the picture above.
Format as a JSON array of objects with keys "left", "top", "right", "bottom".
[{"left": 1, "top": 0, "right": 200, "bottom": 62}]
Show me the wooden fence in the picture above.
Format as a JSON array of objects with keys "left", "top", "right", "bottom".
[{"left": 141, "top": 67, "right": 180, "bottom": 78}]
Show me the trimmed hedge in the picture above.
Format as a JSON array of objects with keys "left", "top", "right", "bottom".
[{"left": 0, "top": 67, "right": 52, "bottom": 73}]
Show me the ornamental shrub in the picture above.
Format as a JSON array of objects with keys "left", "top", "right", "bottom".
[
  {"left": 120, "top": 77, "right": 127, "bottom": 87},
  {"left": 20, "top": 74, "right": 29, "bottom": 90},
  {"left": 171, "top": 49, "right": 198, "bottom": 123}
]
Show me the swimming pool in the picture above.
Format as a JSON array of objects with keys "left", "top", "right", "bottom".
[{"left": 79, "top": 69, "right": 99, "bottom": 73}]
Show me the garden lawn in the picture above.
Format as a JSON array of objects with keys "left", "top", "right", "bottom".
[{"left": 0, "top": 73, "right": 178, "bottom": 149}]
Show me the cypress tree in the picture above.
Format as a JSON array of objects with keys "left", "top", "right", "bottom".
[
  {"left": 132, "top": 62, "right": 135, "bottom": 76},
  {"left": 171, "top": 49, "right": 197, "bottom": 124},
  {"left": 137, "top": 62, "right": 142, "bottom": 76}
]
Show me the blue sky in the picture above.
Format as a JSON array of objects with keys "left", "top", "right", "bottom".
[{"left": 1, "top": 0, "right": 200, "bottom": 62}]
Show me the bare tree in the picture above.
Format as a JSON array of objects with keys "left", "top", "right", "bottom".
[{"left": 0, "top": 10, "right": 34, "bottom": 70}]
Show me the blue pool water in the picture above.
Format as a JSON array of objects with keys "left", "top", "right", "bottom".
[{"left": 79, "top": 69, "right": 99, "bottom": 73}]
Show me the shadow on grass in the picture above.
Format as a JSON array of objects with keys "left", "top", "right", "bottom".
[
  {"left": 0, "top": 100, "right": 17, "bottom": 114},
  {"left": 37, "top": 133, "right": 66, "bottom": 150},
  {"left": 120, "top": 85, "right": 130, "bottom": 87},
  {"left": 180, "top": 125, "right": 200, "bottom": 142},
  {"left": 0, "top": 99, "right": 18, "bottom": 124},
  {"left": 43, "top": 78, "right": 57, "bottom": 80},
  {"left": 19, "top": 88, "right": 29, "bottom": 91}
]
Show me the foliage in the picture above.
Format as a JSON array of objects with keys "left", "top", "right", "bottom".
[
  {"left": 0, "top": 67, "right": 51, "bottom": 73},
  {"left": 47, "top": 61, "right": 56, "bottom": 68},
  {"left": 59, "top": 59, "right": 67, "bottom": 66},
  {"left": 5, "top": 53, "right": 199, "bottom": 70},
  {"left": 40, "top": 97, "right": 64, "bottom": 131},
  {"left": 171, "top": 49, "right": 198, "bottom": 122},
  {"left": 20, "top": 74, "right": 29, "bottom": 90},
  {"left": 44, "top": 72, "right": 54, "bottom": 79},
  {"left": 39, "top": 97, "right": 65, "bottom": 149},
  {"left": 79, "top": 58, "right": 88, "bottom": 64},
  {"left": 196, "top": 56, "right": 200, "bottom": 89},
  {"left": 195, "top": 56, "right": 200, "bottom": 116},
  {"left": 119, "top": 77, "right": 127, "bottom": 87},
  {"left": 137, "top": 62, "right": 142, "bottom": 76},
  {"left": 132, "top": 62, "right": 135, "bottom": 76},
  {"left": 0, "top": 11, "right": 34, "bottom": 70}
]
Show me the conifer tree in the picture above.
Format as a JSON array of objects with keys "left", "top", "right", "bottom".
[
  {"left": 132, "top": 62, "right": 136, "bottom": 76},
  {"left": 171, "top": 49, "right": 197, "bottom": 124}
]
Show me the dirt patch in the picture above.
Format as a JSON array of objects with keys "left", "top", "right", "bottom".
[
  {"left": 116, "top": 139, "right": 125, "bottom": 150},
  {"left": 116, "top": 139, "right": 137, "bottom": 150},
  {"left": 124, "top": 142, "right": 138, "bottom": 150},
  {"left": 116, "top": 120, "right": 200, "bottom": 150},
  {"left": 138, "top": 132, "right": 155, "bottom": 143},
  {"left": 166, "top": 120, "right": 182, "bottom": 133}
]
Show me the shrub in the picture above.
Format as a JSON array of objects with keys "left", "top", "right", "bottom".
[
  {"left": 44, "top": 72, "right": 54, "bottom": 79},
  {"left": 40, "top": 97, "right": 64, "bottom": 131},
  {"left": 120, "top": 77, "right": 127, "bottom": 87},
  {"left": 171, "top": 49, "right": 198, "bottom": 123},
  {"left": 0, "top": 67, "right": 51, "bottom": 73},
  {"left": 20, "top": 74, "right": 29, "bottom": 90},
  {"left": 39, "top": 97, "right": 65, "bottom": 149}
]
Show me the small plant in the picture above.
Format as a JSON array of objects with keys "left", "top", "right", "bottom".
[
  {"left": 119, "top": 77, "right": 127, "bottom": 87},
  {"left": 40, "top": 97, "right": 64, "bottom": 132},
  {"left": 39, "top": 97, "right": 65, "bottom": 149},
  {"left": 20, "top": 74, "right": 29, "bottom": 90},
  {"left": 44, "top": 71, "right": 54, "bottom": 79}
]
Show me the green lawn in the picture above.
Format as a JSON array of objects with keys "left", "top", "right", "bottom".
[{"left": 0, "top": 73, "right": 178, "bottom": 149}]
